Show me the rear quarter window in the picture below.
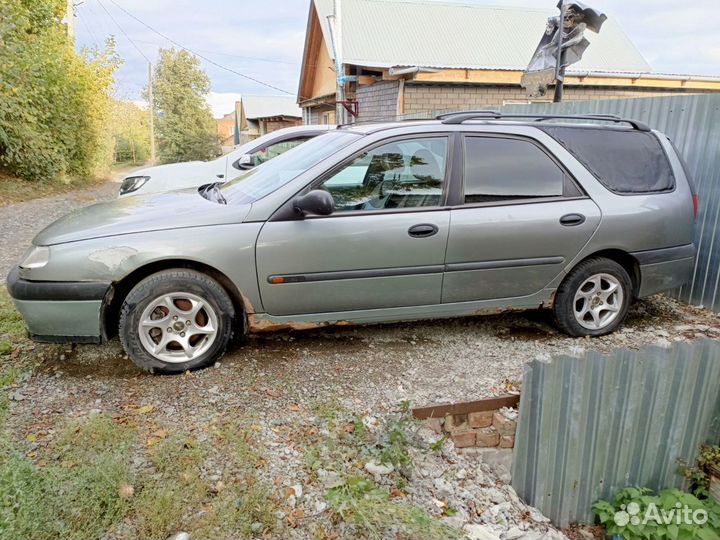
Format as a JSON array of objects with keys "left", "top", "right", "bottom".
[{"left": 540, "top": 127, "right": 675, "bottom": 194}]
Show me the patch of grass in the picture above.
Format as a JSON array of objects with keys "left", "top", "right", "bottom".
[
  {"left": 0, "top": 415, "right": 136, "bottom": 540},
  {"left": 0, "top": 367, "right": 20, "bottom": 388},
  {"left": 132, "top": 432, "right": 208, "bottom": 539},
  {"left": 0, "top": 287, "right": 25, "bottom": 341},
  {"left": 216, "top": 421, "right": 265, "bottom": 471},
  {"left": 327, "top": 475, "right": 456, "bottom": 539},
  {"left": 192, "top": 422, "right": 282, "bottom": 537},
  {"left": 133, "top": 482, "right": 200, "bottom": 540},
  {"left": 0, "top": 367, "right": 23, "bottom": 429},
  {"left": 302, "top": 404, "right": 454, "bottom": 539},
  {"left": 311, "top": 398, "right": 343, "bottom": 425},
  {"left": 194, "top": 481, "right": 281, "bottom": 538},
  {"left": 0, "top": 167, "right": 107, "bottom": 207}
]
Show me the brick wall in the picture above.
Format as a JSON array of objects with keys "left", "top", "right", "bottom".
[
  {"left": 428, "top": 407, "right": 519, "bottom": 449},
  {"left": 402, "top": 83, "right": 715, "bottom": 116},
  {"left": 356, "top": 80, "right": 400, "bottom": 122}
]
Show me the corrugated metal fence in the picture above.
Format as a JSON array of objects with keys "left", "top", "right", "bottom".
[
  {"left": 511, "top": 339, "right": 720, "bottom": 527},
  {"left": 501, "top": 95, "right": 720, "bottom": 312},
  {"left": 396, "top": 94, "right": 720, "bottom": 311}
]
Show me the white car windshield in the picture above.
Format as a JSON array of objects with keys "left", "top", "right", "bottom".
[{"left": 220, "top": 132, "right": 359, "bottom": 204}]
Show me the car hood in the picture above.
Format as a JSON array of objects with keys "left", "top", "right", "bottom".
[{"left": 34, "top": 189, "right": 251, "bottom": 246}]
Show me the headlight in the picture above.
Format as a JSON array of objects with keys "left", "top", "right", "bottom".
[
  {"left": 19, "top": 246, "right": 50, "bottom": 269},
  {"left": 119, "top": 176, "right": 150, "bottom": 195}
]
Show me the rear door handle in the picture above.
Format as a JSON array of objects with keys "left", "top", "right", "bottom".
[
  {"left": 560, "top": 213, "right": 586, "bottom": 226},
  {"left": 408, "top": 223, "right": 439, "bottom": 238}
]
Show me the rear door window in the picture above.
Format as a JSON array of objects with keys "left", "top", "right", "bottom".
[
  {"left": 463, "top": 137, "right": 569, "bottom": 204},
  {"left": 540, "top": 127, "right": 675, "bottom": 194}
]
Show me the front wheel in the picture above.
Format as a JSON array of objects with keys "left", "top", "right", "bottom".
[
  {"left": 553, "top": 257, "right": 632, "bottom": 337},
  {"left": 119, "top": 269, "right": 235, "bottom": 374}
]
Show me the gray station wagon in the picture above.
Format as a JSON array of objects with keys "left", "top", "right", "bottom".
[{"left": 8, "top": 112, "right": 697, "bottom": 373}]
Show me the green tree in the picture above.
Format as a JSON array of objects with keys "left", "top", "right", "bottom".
[
  {"left": 151, "top": 48, "right": 219, "bottom": 163},
  {"left": 111, "top": 100, "right": 150, "bottom": 164},
  {"left": 0, "top": 0, "right": 120, "bottom": 182}
]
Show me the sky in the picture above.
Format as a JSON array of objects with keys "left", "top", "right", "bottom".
[{"left": 73, "top": 0, "right": 720, "bottom": 118}]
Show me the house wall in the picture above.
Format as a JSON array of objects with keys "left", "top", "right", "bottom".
[
  {"left": 305, "top": 105, "right": 336, "bottom": 125},
  {"left": 355, "top": 80, "right": 400, "bottom": 122},
  {"left": 260, "top": 118, "right": 303, "bottom": 135},
  {"left": 238, "top": 117, "right": 302, "bottom": 144},
  {"left": 215, "top": 114, "right": 235, "bottom": 148}
]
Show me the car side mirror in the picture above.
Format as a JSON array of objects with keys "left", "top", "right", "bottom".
[
  {"left": 237, "top": 154, "right": 254, "bottom": 170},
  {"left": 293, "top": 190, "right": 335, "bottom": 216}
]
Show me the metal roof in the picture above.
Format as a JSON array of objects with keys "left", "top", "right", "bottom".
[
  {"left": 314, "top": 0, "right": 651, "bottom": 74},
  {"left": 240, "top": 95, "right": 302, "bottom": 119}
]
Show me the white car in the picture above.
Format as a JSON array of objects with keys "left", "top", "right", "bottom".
[{"left": 119, "top": 125, "right": 333, "bottom": 197}]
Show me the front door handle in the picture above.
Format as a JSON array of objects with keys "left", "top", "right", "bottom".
[
  {"left": 560, "top": 213, "right": 586, "bottom": 226},
  {"left": 408, "top": 223, "right": 439, "bottom": 238}
]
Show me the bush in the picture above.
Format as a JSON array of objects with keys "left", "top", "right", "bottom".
[{"left": 0, "top": 0, "right": 119, "bottom": 182}]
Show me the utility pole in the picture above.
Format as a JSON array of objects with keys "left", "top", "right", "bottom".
[
  {"left": 328, "top": 0, "right": 346, "bottom": 125},
  {"left": 553, "top": 1, "right": 566, "bottom": 103},
  {"left": 148, "top": 62, "right": 156, "bottom": 164},
  {"left": 65, "top": 0, "right": 75, "bottom": 39}
]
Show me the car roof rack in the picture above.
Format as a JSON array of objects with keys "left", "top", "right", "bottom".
[{"left": 437, "top": 110, "right": 650, "bottom": 131}]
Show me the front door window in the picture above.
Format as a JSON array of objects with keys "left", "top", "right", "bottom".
[{"left": 318, "top": 137, "right": 449, "bottom": 211}]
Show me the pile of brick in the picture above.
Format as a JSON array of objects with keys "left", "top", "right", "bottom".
[{"left": 429, "top": 406, "right": 518, "bottom": 449}]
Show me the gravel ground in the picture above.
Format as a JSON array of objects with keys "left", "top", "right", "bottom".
[
  {"left": 0, "top": 178, "right": 121, "bottom": 277},
  {"left": 3, "top": 182, "right": 720, "bottom": 539},
  {"left": 4, "top": 297, "right": 719, "bottom": 538}
]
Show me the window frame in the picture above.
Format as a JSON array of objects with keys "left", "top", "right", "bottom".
[
  {"left": 453, "top": 133, "right": 587, "bottom": 209},
  {"left": 293, "top": 132, "right": 457, "bottom": 220}
]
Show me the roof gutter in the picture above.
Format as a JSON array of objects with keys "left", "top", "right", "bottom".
[{"left": 568, "top": 71, "right": 720, "bottom": 83}]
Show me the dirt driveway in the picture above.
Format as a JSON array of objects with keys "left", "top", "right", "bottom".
[{"left": 0, "top": 173, "right": 126, "bottom": 277}]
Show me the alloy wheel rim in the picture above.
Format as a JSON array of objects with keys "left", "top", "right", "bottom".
[
  {"left": 138, "top": 292, "right": 218, "bottom": 363},
  {"left": 573, "top": 273, "right": 624, "bottom": 331}
]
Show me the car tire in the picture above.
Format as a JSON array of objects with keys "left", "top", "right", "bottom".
[
  {"left": 553, "top": 257, "right": 632, "bottom": 337},
  {"left": 119, "top": 269, "right": 235, "bottom": 374}
]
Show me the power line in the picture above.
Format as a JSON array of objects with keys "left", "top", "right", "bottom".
[
  {"left": 132, "top": 39, "right": 297, "bottom": 66},
  {"left": 105, "top": 0, "right": 295, "bottom": 96},
  {"left": 76, "top": 10, "right": 100, "bottom": 45},
  {"left": 96, "top": 0, "right": 151, "bottom": 63}
]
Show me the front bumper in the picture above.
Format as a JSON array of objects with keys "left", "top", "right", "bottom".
[
  {"left": 6, "top": 267, "right": 111, "bottom": 343},
  {"left": 631, "top": 244, "right": 696, "bottom": 298}
]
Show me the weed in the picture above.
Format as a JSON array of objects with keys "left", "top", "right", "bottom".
[
  {"left": 151, "top": 432, "right": 206, "bottom": 474},
  {"left": 327, "top": 475, "right": 456, "bottom": 539},
  {"left": 312, "top": 398, "right": 343, "bottom": 425},
  {"left": 301, "top": 404, "right": 454, "bottom": 539},
  {"left": 0, "top": 367, "right": 20, "bottom": 388},
  {"left": 594, "top": 486, "right": 720, "bottom": 540},
  {"left": 217, "top": 421, "right": 264, "bottom": 471},
  {"left": 195, "top": 481, "right": 281, "bottom": 538}
]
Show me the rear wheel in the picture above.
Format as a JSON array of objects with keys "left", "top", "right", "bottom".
[
  {"left": 553, "top": 257, "right": 632, "bottom": 337},
  {"left": 119, "top": 270, "right": 235, "bottom": 374}
]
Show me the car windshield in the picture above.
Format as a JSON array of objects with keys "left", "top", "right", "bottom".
[{"left": 220, "top": 131, "right": 359, "bottom": 204}]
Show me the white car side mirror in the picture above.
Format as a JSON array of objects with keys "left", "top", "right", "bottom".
[{"left": 237, "top": 154, "right": 254, "bottom": 170}]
